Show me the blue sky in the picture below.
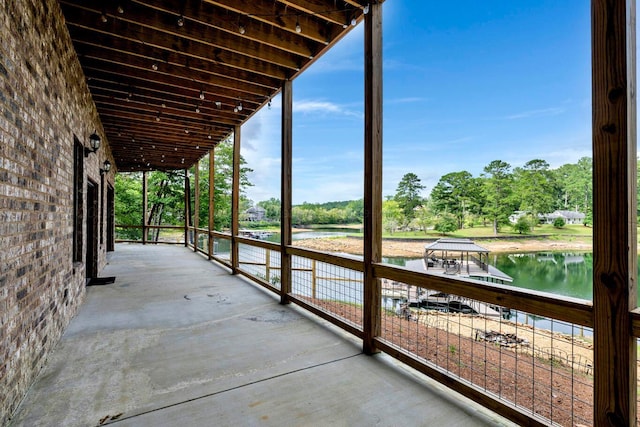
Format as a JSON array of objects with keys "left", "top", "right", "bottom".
[{"left": 241, "top": 1, "right": 592, "bottom": 205}]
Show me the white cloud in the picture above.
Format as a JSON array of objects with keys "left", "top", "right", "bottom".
[
  {"left": 503, "top": 107, "right": 565, "bottom": 120},
  {"left": 294, "top": 100, "right": 363, "bottom": 119}
]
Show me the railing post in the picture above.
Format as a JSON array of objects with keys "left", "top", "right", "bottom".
[
  {"left": 362, "top": 1, "right": 383, "bottom": 355},
  {"left": 142, "top": 171, "right": 147, "bottom": 245},
  {"left": 592, "top": 0, "right": 637, "bottom": 424},
  {"left": 280, "top": 79, "right": 293, "bottom": 303},
  {"left": 265, "top": 249, "right": 271, "bottom": 284},
  {"left": 311, "top": 259, "right": 317, "bottom": 299},
  {"left": 184, "top": 168, "right": 189, "bottom": 247},
  {"left": 231, "top": 126, "right": 240, "bottom": 274},
  {"left": 194, "top": 159, "right": 200, "bottom": 253},
  {"left": 208, "top": 149, "right": 215, "bottom": 260}
]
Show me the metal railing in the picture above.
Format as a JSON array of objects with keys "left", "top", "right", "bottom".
[{"left": 179, "top": 229, "right": 640, "bottom": 426}]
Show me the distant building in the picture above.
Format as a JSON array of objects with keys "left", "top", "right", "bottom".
[
  {"left": 539, "top": 210, "right": 585, "bottom": 225},
  {"left": 244, "top": 206, "right": 266, "bottom": 221},
  {"left": 510, "top": 210, "right": 585, "bottom": 225},
  {"left": 508, "top": 210, "right": 529, "bottom": 224}
]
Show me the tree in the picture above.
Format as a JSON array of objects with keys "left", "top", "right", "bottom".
[
  {"left": 553, "top": 217, "right": 566, "bottom": 228},
  {"left": 257, "top": 198, "right": 281, "bottom": 222},
  {"left": 513, "top": 216, "right": 531, "bottom": 234},
  {"left": 513, "top": 159, "right": 555, "bottom": 227},
  {"left": 430, "top": 171, "right": 481, "bottom": 229},
  {"left": 382, "top": 199, "right": 403, "bottom": 234},
  {"left": 558, "top": 157, "right": 592, "bottom": 221},
  {"left": 481, "top": 160, "right": 514, "bottom": 236},
  {"left": 434, "top": 213, "right": 457, "bottom": 235},
  {"left": 412, "top": 200, "right": 436, "bottom": 233},
  {"left": 394, "top": 173, "right": 425, "bottom": 220},
  {"left": 210, "top": 137, "right": 253, "bottom": 230}
]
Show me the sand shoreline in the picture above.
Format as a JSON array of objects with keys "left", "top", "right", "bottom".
[{"left": 292, "top": 236, "right": 593, "bottom": 258}]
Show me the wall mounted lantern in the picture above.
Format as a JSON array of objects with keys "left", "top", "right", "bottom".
[
  {"left": 100, "top": 160, "right": 112, "bottom": 175},
  {"left": 84, "top": 132, "right": 101, "bottom": 157}
]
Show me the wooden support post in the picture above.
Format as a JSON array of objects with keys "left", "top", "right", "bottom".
[
  {"left": 311, "top": 259, "right": 317, "bottom": 299},
  {"left": 208, "top": 149, "right": 215, "bottom": 259},
  {"left": 142, "top": 171, "right": 148, "bottom": 245},
  {"left": 592, "top": 1, "right": 637, "bottom": 425},
  {"left": 194, "top": 160, "right": 200, "bottom": 252},
  {"left": 231, "top": 126, "right": 241, "bottom": 274},
  {"left": 265, "top": 249, "right": 271, "bottom": 283},
  {"left": 363, "top": 2, "right": 383, "bottom": 355},
  {"left": 281, "top": 80, "right": 293, "bottom": 304},
  {"left": 184, "top": 168, "right": 190, "bottom": 247}
]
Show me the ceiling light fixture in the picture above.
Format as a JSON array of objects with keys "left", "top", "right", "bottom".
[
  {"left": 238, "top": 24, "right": 246, "bottom": 35},
  {"left": 215, "top": 101, "right": 221, "bottom": 109},
  {"left": 199, "top": 90, "right": 205, "bottom": 100},
  {"left": 363, "top": 4, "right": 370, "bottom": 14},
  {"left": 100, "top": 12, "right": 108, "bottom": 23},
  {"left": 177, "top": 15, "right": 184, "bottom": 27},
  {"left": 117, "top": 5, "right": 124, "bottom": 14},
  {"left": 152, "top": 63, "right": 158, "bottom": 70},
  {"left": 237, "top": 102, "right": 243, "bottom": 111},
  {"left": 295, "top": 17, "right": 301, "bottom": 33}
]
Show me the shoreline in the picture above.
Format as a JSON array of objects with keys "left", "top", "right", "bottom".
[{"left": 292, "top": 236, "right": 593, "bottom": 258}]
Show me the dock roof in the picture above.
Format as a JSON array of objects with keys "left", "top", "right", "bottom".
[{"left": 425, "top": 238, "right": 490, "bottom": 253}]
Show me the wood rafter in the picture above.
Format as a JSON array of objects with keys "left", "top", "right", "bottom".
[{"left": 59, "top": 0, "right": 365, "bottom": 171}]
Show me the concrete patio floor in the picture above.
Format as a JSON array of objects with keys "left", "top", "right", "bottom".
[{"left": 10, "top": 244, "right": 516, "bottom": 427}]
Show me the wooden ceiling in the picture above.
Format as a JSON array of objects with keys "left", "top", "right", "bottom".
[{"left": 59, "top": 0, "right": 368, "bottom": 171}]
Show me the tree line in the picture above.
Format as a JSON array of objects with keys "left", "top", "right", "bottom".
[{"left": 116, "top": 150, "right": 604, "bottom": 238}]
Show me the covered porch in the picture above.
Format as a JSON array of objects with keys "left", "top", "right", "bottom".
[{"left": 10, "top": 244, "right": 511, "bottom": 427}]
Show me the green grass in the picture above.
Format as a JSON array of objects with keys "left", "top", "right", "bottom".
[{"left": 385, "top": 224, "right": 593, "bottom": 240}]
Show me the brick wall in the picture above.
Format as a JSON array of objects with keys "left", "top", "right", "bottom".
[{"left": 0, "top": 0, "right": 113, "bottom": 423}]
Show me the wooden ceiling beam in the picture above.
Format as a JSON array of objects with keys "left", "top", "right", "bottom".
[
  {"left": 84, "top": 69, "right": 269, "bottom": 110},
  {"left": 61, "top": 1, "right": 303, "bottom": 72},
  {"left": 80, "top": 58, "right": 270, "bottom": 100},
  {"left": 90, "top": 89, "right": 242, "bottom": 126},
  {"left": 277, "top": 0, "right": 362, "bottom": 27},
  {"left": 62, "top": 9, "right": 294, "bottom": 80},
  {"left": 132, "top": 0, "right": 321, "bottom": 58},
  {"left": 70, "top": 31, "right": 282, "bottom": 91},
  {"left": 204, "top": 0, "right": 345, "bottom": 44},
  {"left": 98, "top": 109, "right": 232, "bottom": 137}
]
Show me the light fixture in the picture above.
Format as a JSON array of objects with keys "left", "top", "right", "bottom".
[
  {"left": 363, "top": 4, "right": 370, "bottom": 14},
  {"left": 351, "top": 17, "right": 357, "bottom": 26},
  {"left": 100, "top": 160, "right": 112, "bottom": 175},
  {"left": 237, "top": 102, "right": 242, "bottom": 111},
  {"left": 208, "top": 133, "right": 212, "bottom": 139},
  {"left": 152, "top": 63, "right": 158, "bottom": 71},
  {"left": 100, "top": 12, "right": 108, "bottom": 23},
  {"left": 195, "top": 105, "right": 200, "bottom": 113},
  {"left": 184, "top": 129, "right": 189, "bottom": 134},
  {"left": 156, "top": 112, "right": 161, "bottom": 121},
  {"left": 199, "top": 90, "right": 205, "bottom": 100},
  {"left": 117, "top": 5, "right": 124, "bottom": 14},
  {"left": 177, "top": 15, "right": 184, "bottom": 27},
  {"left": 238, "top": 24, "right": 246, "bottom": 35},
  {"left": 295, "top": 17, "right": 301, "bottom": 33},
  {"left": 234, "top": 106, "right": 238, "bottom": 113},
  {"left": 84, "top": 131, "right": 101, "bottom": 157},
  {"left": 215, "top": 101, "right": 221, "bottom": 109}
]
